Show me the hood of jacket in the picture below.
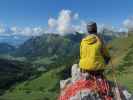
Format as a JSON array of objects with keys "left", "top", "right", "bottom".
[{"left": 83, "top": 34, "right": 97, "bottom": 45}]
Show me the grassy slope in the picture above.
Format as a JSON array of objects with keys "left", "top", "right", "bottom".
[
  {"left": 1, "top": 35, "right": 133, "bottom": 100},
  {"left": 33, "top": 57, "right": 54, "bottom": 65},
  {"left": 109, "top": 34, "right": 133, "bottom": 93},
  {"left": 0, "top": 66, "right": 66, "bottom": 100},
  {"left": 110, "top": 34, "right": 133, "bottom": 65}
]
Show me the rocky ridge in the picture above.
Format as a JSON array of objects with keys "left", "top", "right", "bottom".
[{"left": 59, "top": 64, "right": 133, "bottom": 100}]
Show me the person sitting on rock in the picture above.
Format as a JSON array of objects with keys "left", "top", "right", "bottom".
[{"left": 79, "top": 21, "right": 111, "bottom": 76}]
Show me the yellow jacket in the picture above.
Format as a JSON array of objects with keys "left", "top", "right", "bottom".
[{"left": 79, "top": 34, "right": 110, "bottom": 71}]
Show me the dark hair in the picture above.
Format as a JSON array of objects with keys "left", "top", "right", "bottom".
[{"left": 87, "top": 21, "right": 97, "bottom": 34}]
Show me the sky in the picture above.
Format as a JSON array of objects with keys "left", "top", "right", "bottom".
[{"left": 0, "top": 0, "right": 133, "bottom": 36}]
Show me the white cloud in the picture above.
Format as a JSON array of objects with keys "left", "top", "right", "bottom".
[
  {"left": 47, "top": 9, "right": 86, "bottom": 35},
  {"left": 47, "top": 18, "right": 57, "bottom": 33},
  {"left": 10, "top": 27, "right": 22, "bottom": 35},
  {"left": 57, "top": 10, "right": 73, "bottom": 34},
  {"left": 0, "top": 25, "right": 6, "bottom": 33},
  {"left": 48, "top": 18, "right": 57, "bottom": 28},
  {"left": 123, "top": 17, "right": 133, "bottom": 32},
  {"left": 118, "top": 28, "right": 128, "bottom": 32},
  {"left": 98, "top": 24, "right": 119, "bottom": 33},
  {"left": 0, "top": 9, "right": 131, "bottom": 37},
  {"left": 0, "top": 9, "right": 90, "bottom": 36},
  {"left": 33, "top": 27, "right": 44, "bottom": 34},
  {"left": 73, "top": 21, "right": 87, "bottom": 33},
  {"left": 0, "top": 25, "right": 13, "bottom": 36},
  {"left": 10, "top": 26, "right": 45, "bottom": 36},
  {"left": 73, "top": 13, "right": 79, "bottom": 20},
  {"left": 22, "top": 27, "right": 33, "bottom": 36}
]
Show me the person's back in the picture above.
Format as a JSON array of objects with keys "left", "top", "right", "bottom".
[
  {"left": 79, "top": 22, "right": 110, "bottom": 71},
  {"left": 79, "top": 34, "right": 105, "bottom": 71}
]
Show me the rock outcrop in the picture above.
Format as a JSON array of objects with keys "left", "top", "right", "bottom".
[{"left": 59, "top": 64, "right": 133, "bottom": 100}]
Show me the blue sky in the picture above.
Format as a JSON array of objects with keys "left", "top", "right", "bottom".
[
  {"left": 0, "top": 0, "right": 132, "bottom": 26},
  {"left": 0, "top": 0, "right": 132, "bottom": 36}
]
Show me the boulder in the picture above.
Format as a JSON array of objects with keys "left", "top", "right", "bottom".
[{"left": 59, "top": 64, "right": 133, "bottom": 100}]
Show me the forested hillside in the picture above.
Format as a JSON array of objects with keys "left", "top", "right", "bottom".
[{"left": 0, "top": 33, "right": 133, "bottom": 100}]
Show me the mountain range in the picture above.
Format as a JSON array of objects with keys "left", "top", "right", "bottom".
[
  {"left": 0, "top": 35, "right": 29, "bottom": 46},
  {"left": 0, "top": 32, "right": 132, "bottom": 100}
]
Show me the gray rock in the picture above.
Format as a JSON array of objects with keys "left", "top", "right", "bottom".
[
  {"left": 60, "top": 64, "right": 133, "bottom": 100},
  {"left": 70, "top": 89, "right": 101, "bottom": 100},
  {"left": 60, "top": 78, "right": 71, "bottom": 90},
  {"left": 121, "top": 87, "right": 133, "bottom": 100},
  {"left": 71, "top": 64, "right": 81, "bottom": 82}
]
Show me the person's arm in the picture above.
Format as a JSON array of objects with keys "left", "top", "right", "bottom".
[
  {"left": 97, "top": 34, "right": 111, "bottom": 64},
  {"left": 101, "top": 45, "right": 111, "bottom": 64},
  {"left": 80, "top": 41, "right": 83, "bottom": 59}
]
